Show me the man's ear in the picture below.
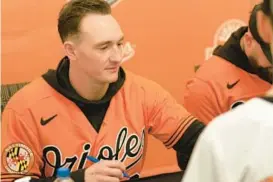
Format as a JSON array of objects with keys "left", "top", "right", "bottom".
[
  {"left": 243, "top": 32, "right": 254, "bottom": 48},
  {"left": 256, "top": 10, "right": 273, "bottom": 44},
  {"left": 63, "top": 41, "right": 77, "bottom": 61}
]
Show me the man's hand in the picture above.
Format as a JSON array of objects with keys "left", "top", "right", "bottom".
[{"left": 85, "top": 160, "right": 126, "bottom": 182}]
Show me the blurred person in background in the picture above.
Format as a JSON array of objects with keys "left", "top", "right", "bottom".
[
  {"left": 181, "top": 1, "right": 273, "bottom": 182},
  {"left": 182, "top": 3, "right": 272, "bottom": 124}
]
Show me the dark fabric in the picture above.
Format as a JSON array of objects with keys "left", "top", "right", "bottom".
[
  {"left": 173, "top": 120, "right": 205, "bottom": 170},
  {"left": 29, "top": 171, "right": 183, "bottom": 182},
  {"left": 126, "top": 172, "right": 183, "bottom": 182},
  {"left": 213, "top": 27, "right": 254, "bottom": 74},
  {"left": 249, "top": 3, "right": 272, "bottom": 63},
  {"left": 29, "top": 169, "right": 85, "bottom": 182},
  {"left": 1, "top": 82, "right": 29, "bottom": 112},
  {"left": 262, "top": 96, "right": 273, "bottom": 103}
]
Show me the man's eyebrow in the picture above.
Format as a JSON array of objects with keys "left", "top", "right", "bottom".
[
  {"left": 95, "top": 41, "right": 111, "bottom": 47},
  {"left": 95, "top": 36, "right": 124, "bottom": 47}
]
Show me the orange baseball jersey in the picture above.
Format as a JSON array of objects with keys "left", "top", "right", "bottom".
[
  {"left": 183, "top": 27, "right": 272, "bottom": 124},
  {"left": 1, "top": 71, "right": 196, "bottom": 181}
]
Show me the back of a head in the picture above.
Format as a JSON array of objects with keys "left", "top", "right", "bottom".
[{"left": 57, "top": 0, "right": 111, "bottom": 43}]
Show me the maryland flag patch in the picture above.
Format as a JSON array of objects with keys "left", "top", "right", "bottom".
[{"left": 2, "top": 143, "right": 34, "bottom": 174}]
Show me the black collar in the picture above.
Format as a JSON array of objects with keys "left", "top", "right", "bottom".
[
  {"left": 43, "top": 56, "right": 125, "bottom": 105},
  {"left": 213, "top": 26, "right": 257, "bottom": 74}
]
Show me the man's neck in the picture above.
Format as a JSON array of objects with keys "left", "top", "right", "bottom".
[{"left": 69, "top": 65, "right": 109, "bottom": 101}]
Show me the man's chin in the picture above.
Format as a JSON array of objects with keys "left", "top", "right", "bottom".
[{"left": 106, "top": 74, "right": 119, "bottom": 83}]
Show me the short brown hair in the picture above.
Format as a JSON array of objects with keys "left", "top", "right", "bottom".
[{"left": 58, "top": 0, "right": 111, "bottom": 43}]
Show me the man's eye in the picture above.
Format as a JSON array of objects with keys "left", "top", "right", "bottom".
[
  {"left": 99, "top": 46, "right": 108, "bottom": 50},
  {"left": 117, "top": 42, "right": 124, "bottom": 47}
]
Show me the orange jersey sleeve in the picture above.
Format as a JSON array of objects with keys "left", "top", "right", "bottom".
[
  {"left": 143, "top": 81, "right": 197, "bottom": 149},
  {"left": 183, "top": 78, "right": 222, "bottom": 124},
  {"left": 1, "top": 108, "right": 43, "bottom": 181}
]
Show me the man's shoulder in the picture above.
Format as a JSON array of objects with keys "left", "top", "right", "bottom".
[
  {"left": 124, "top": 70, "right": 166, "bottom": 92},
  {"left": 4, "top": 77, "right": 57, "bottom": 113},
  {"left": 195, "top": 56, "right": 245, "bottom": 82}
]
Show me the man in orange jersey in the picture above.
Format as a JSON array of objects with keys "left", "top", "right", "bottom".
[
  {"left": 1, "top": 0, "right": 205, "bottom": 181},
  {"left": 183, "top": 4, "right": 272, "bottom": 124},
  {"left": 181, "top": 1, "right": 273, "bottom": 182}
]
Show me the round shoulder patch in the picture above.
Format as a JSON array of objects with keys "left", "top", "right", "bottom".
[{"left": 2, "top": 143, "right": 34, "bottom": 174}]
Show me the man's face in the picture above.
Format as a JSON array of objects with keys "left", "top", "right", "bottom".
[
  {"left": 244, "top": 33, "right": 272, "bottom": 82},
  {"left": 71, "top": 14, "right": 124, "bottom": 84},
  {"left": 246, "top": 37, "right": 271, "bottom": 66}
]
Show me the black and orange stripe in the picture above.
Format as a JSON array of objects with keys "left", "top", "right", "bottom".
[{"left": 164, "top": 115, "right": 196, "bottom": 148}]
